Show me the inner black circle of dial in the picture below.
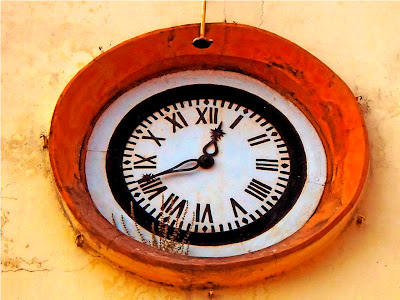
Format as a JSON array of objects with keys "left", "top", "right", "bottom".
[{"left": 106, "top": 84, "right": 307, "bottom": 246}]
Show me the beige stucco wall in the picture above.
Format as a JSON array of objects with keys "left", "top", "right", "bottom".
[{"left": 1, "top": 1, "right": 399, "bottom": 299}]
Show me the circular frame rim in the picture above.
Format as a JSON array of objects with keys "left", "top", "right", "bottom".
[{"left": 49, "top": 23, "right": 369, "bottom": 287}]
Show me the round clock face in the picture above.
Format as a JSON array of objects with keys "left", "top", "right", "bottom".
[{"left": 86, "top": 70, "right": 327, "bottom": 257}]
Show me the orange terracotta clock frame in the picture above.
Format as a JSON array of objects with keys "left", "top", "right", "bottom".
[{"left": 49, "top": 23, "right": 369, "bottom": 287}]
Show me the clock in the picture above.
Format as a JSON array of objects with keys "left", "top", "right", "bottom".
[{"left": 49, "top": 23, "right": 369, "bottom": 286}]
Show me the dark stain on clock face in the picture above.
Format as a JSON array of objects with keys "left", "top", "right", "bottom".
[{"left": 106, "top": 84, "right": 307, "bottom": 246}]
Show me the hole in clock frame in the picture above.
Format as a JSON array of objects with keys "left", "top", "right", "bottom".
[
  {"left": 106, "top": 84, "right": 307, "bottom": 247},
  {"left": 192, "top": 37, "right": 213, "bottom": 49}
]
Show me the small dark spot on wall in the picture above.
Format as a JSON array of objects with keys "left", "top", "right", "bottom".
[
  {"left": 357, "top": 95, "right": 370, "bottom": 115},
  {"left": 356, "top": 215, "right": 366, "bottom": 224},
  {"left": 75, "top": 234, "right": 84, "bottom": 247}
]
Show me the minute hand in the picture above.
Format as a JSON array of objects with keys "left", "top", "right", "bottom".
[{"left": 135, "top": 159, "right": 199, "bottom": 184}]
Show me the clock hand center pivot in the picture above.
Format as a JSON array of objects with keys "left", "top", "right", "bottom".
[{"left": 197, "top": 154, "right": 214, "bottom": 169}]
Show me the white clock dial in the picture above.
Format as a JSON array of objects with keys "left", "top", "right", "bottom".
[
  {"left": 85, "top": 70, "right": 327, "bottom": 257},
  {"left": 119, "top": 100, "right": 292, "bottom": 235}
]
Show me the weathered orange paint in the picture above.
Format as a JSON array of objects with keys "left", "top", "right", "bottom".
[{"left": 49, "top": 23, "right": 369, "bottom": 287}]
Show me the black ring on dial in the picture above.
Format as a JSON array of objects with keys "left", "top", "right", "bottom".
[{"left": 106, "top": 84, "right": 307, "bottom": 246}]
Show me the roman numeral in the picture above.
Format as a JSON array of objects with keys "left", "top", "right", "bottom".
[
  {"left": 229, "top": 115, "right": 244, "bottom": 129},
  {"left": 256, "top": 159, "right": 278, "bottom": 171},
  {"left": 248, "top": 134, "right": 270, "bottom": 146},
  {"left": 141, "top": 130, "right": 166, "bottom": 147},
  {"left": 133, "top": 154, "right": 157, "bottom": 169},
  {"left": 139, "top": 177, "right": 167, "bottom": 200},
  {"left": 245, "top": 179, "right": 272, "bottom": 201},
  {"left": 161, "top": 193, "right": 187, "bottom": 219},
  {"left": 195, "top": 203, "right": 214, "bottom": 223},
  {"left": 230, "top": 198, "right": 248, "bottom": 218},
  {"left": 195, "top": 107, "right": 218, "bottom": 124},
  {"left": 164, "top": 112, "right": 188, "bottom": 133}
]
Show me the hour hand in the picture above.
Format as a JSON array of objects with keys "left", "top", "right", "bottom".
[{"left": 202, "top": 122, "right": 226, "bottom": 156}]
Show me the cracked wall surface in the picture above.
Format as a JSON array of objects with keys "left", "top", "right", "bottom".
[{"left": 1, "top": 1, "right": 400, "bottom": 299}]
